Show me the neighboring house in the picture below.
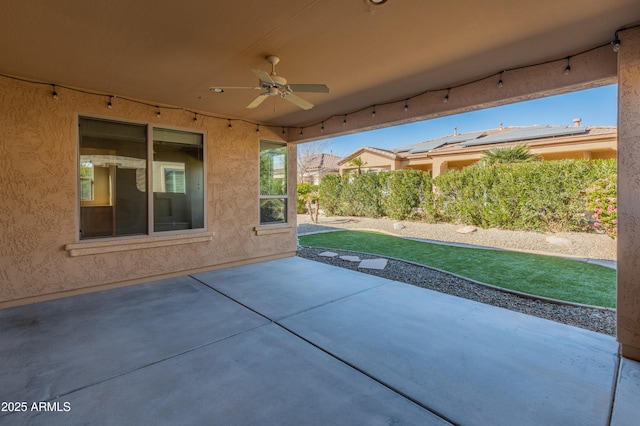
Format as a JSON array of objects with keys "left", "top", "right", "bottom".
[
  {"left": 298, "top": 153, "right": 341, "bottom": 184},
  {"left": 338, "top": 122, "right": 617, "bottom": 177}
]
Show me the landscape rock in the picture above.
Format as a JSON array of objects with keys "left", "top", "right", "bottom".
[
  {"left": 456, "top": 225, "right": 477, "bottom": 234},
  {"left": 546, "top": 236, "right": 572, "bottom": 246},
  {"left": 393, "top": 222, "right": 406, "bottom": 230}
]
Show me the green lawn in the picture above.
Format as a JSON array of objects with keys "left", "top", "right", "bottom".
[{"left": 299, "top": 230, "right": 616, "bottom": 308}]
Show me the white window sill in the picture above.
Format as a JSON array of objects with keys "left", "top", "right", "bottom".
[
  {"left": 65, "top": 231, "right": 214, "bottom": 257},
  {"left": 254, "top": 223, "right": 293, "bottom": 236}
]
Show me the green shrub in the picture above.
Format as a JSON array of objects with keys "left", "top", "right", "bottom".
[
  {"left": 433, "top": 159, "right": 617, "bottom": 232},
  {"left": 381, "top": 170, "right": 432, "bottom": 220},
  {"left": 297, "top": 183, "right": 314, "bottom": 214},
  {"left": 319, "top": 174, "right": 343, "bottom": 215},
  {"left": 584, "top": 176, "right": 617, "bottom": 238},
  {"left": 315, "top": 159, "right": 616, "bottom": 233},
  {"left": 345, "top": 172, "right": 384, "bottom": 217}
]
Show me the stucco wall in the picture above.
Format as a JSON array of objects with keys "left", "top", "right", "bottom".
[
  {"left": 617, "top": 27, "right": 640, "bottom": 361},
  {"left": 0, "top": 77, "right": 297, "bottom": 306}
]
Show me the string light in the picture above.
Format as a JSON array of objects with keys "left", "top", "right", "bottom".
[
  {"left": 256, "top": 124, "right": 260, "bottom": 134},
  {"left": 4, "top": 24, "right": 630, "bottom": 142},
  {"left": 612, "top": 32, "right": 621, "bottom": 52},
  {"left": 371, "top": 105, "right": 376, "bottom": 118}
]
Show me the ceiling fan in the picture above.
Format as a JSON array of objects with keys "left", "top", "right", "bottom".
[{"left": 210, "top": 55, "right": 329, "bottom": 110}]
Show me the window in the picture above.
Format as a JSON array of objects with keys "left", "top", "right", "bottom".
[
  {"left": 78, "top": 117, "right": 204, "bottom": 239},
  {"left": 259, "top": 140, "right": 287, "bottom": 224},
  {"left": 79, "top": 161, "right": 94, "bottom": 201}
]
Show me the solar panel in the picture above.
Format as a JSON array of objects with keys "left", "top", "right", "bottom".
[
  {"left": 394, "top": 131, "right": 485, "bottom": 154},
  {"left": 461, "top": 126, "right": 588, "bottom": 147}
]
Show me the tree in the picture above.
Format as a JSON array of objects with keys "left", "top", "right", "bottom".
[
  {"left": 349, "top": 156, "right": 367, "bottom": 176},
  {"left": 297, "top": 140, "right": 331, "bottom": 183},
  {"left": 479, "top": 144, "right": 540, "bottom": 167}
]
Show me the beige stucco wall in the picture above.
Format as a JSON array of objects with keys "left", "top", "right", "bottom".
[
  {"left": 617, "top": 27, "right": 640, "bottom": 361},
  {"left": 339, "top": 151, "right": 397, "bottom": 174},
  {"left": 0, "top": 77, "right": 297, "bottom": 306}
]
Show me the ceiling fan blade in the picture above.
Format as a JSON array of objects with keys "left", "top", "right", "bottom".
[
  {"left": 246, "top": 93, "right": 270, "bottom": 109},
  {"left": 251, "top": 68, "right": 274, "bottom": 84},
  {"left": 288, "top": 84, "right": 329, "bottom": 93},
  {"left": 210, "top": 86, "right": 261, "bottom": 93},
  {"left": 283, "top": 93, "right": 314, "bottom": 110}
]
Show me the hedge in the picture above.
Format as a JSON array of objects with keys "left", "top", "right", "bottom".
[
  {"left": 319, "top": 170, "right": 432, "bottom": 220},
  {"left": 431, "top": 159, "right": 616, "bottom": 231},
  {"left": 318, "top": 159, "right": 616, "bottom": 232}
]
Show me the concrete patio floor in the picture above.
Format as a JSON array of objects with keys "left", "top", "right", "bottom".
[{"left": 1, "top": 257, "right": 638, "bottom": 425}]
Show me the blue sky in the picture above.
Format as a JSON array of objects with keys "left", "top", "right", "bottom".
[{"left": 319, "top": 85, "right": 618, "bottom": 158}]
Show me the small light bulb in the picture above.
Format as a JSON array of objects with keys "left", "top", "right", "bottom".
[
  {"left": 52, "top": 85, "right": 58, "bottom": 100},
  {"left": 612, "top": 35, "right": 621, "bottom": 52},
  {"left": 564, "top": 58, "right": 571, "bottom": 75},
  {"left": 404, "top": 102, "right": 409, "bottom": 112},
  {"left": 228, "top": 120, "right": 233, "bottom": 130},
  {"left": 321, "top": 123, "right": 325, "bottom": 132},
  {"left": 343, "top": 116, "right": 347, "bottom": 126},
  {"left": 256, "top": 125, "right": 260, "bottom": 134}
]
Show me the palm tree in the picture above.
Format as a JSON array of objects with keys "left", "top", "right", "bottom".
[
  {"left": 349, "top": 156, "right": 367, "bottom": 176},
  {"left": 479, "top": 144, "right": 540, "bottom": 166}
]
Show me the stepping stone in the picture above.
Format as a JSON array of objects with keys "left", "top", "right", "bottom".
[
  {"left": 358, "top": 258, "right": 388, "bottom": 270},
  {"left": 318, "top": 251, "right": 339, "bottom": 257},
  {"left": 339, "top": 255, "right": 361, "bottom": 262}
]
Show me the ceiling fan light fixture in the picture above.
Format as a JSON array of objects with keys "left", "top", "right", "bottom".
[{"left": 210, "top": 55, "right": 328, "bottom": 110}]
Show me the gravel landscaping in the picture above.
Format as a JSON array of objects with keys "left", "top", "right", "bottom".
[{"left": 297, "top": 215, "right": 617, "bottom": 336}]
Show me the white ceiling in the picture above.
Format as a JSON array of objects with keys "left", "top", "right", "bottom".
[{"left": 1, "top": 0, "right": 638, "bottom": 128}]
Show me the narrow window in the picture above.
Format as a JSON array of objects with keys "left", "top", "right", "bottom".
[
  {"left": 152, "top": 128, "right": 204, "bottom": 232},
  {"left": 259, "top": 140, "right": 287, "bottom": 224}
]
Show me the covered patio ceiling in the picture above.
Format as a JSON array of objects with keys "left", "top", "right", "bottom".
[{"left": 1, "top": 0, "right": 638, "bottom": 133}]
